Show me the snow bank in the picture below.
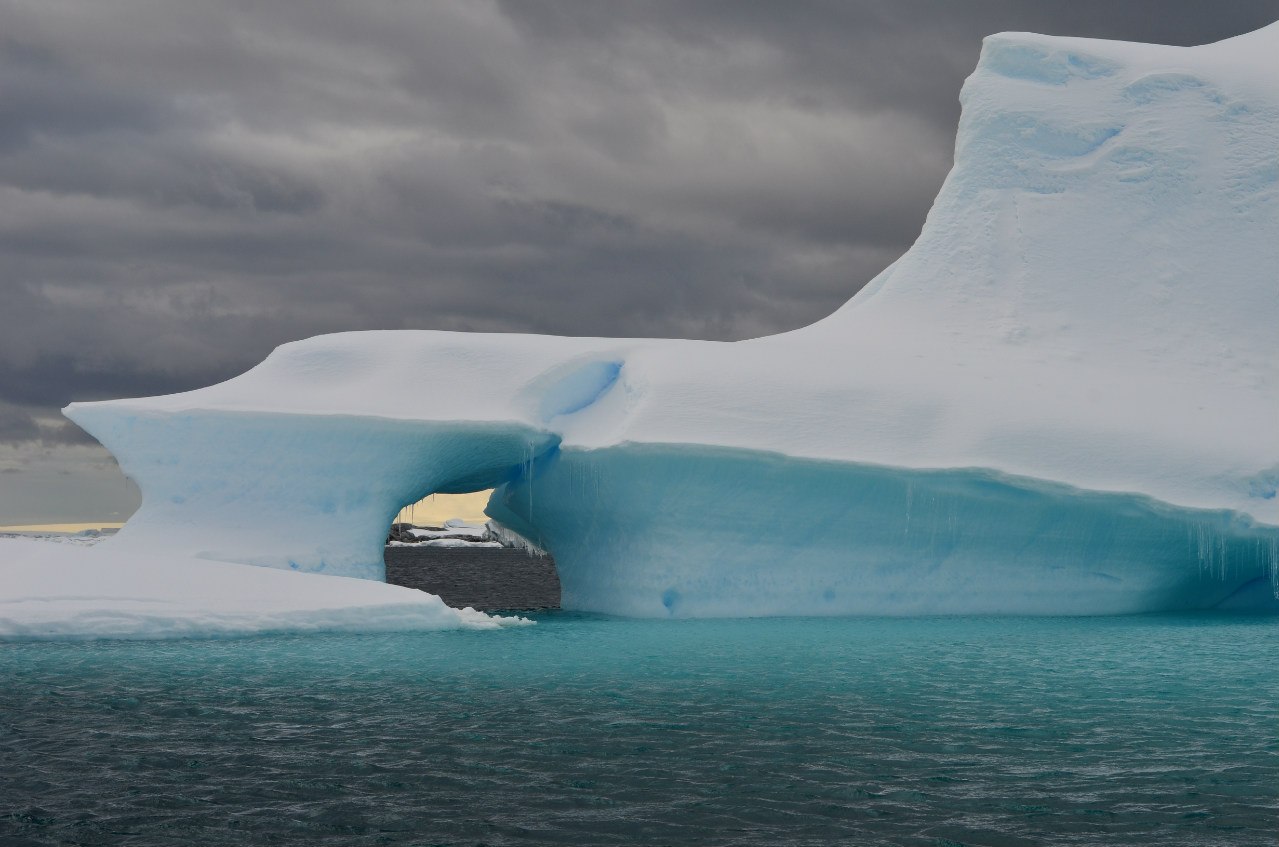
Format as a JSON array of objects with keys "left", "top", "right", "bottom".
[
  {"left": 61, "top": 24, "right": 1279, "bottom": 617},
  {"left": 0, "top": 538, "right": 531, "bottom": 640}
]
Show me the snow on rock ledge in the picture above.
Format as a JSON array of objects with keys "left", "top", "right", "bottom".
[{"left": 59, "top": 24, "right": 1279, "bottom": 618}]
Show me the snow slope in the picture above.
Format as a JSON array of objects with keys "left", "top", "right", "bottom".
[{"left": 62, "top": 24, "right": 1279, "bottom": 617}]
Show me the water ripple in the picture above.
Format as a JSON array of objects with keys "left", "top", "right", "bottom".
[{"left": 2, "top": 613, "right": 1276, "bottom": 845}]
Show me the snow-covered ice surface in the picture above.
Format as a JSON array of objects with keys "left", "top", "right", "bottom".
[
  {"left": 0, "top": 538, "right": 530, "bottom": 641},
  {"left": 387, "top": 520, "right": 504, "bottom": 548},
  {"left": 59, "top": 24, "right": 1279, "bottom": 619},
  {"left": 407, "top": 521, "right": 486, "bottom": 539},
  {"left": 0, "top": 530, "right": 114, "bottom": 547},
  {"left": 404, "top": 538, "right": 504, "bottom": 549}
]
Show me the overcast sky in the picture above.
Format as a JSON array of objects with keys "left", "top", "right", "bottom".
[{"left": 2, "top": 0, "right": 1277, "bottom": 524}]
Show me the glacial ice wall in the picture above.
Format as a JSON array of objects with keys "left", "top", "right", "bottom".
[{"left": 65, "top": 24, "right": 1279, "bottom": 616}]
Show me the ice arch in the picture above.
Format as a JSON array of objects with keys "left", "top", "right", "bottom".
[
  {"left": 73, "top": 411, "right": 556, "bottom": 580},
  {"left": 66, "top": 24, "right": 1279, "bottom": 615},
  {"left": 67, "top": 345, "right": 631, "bottom": 579}
]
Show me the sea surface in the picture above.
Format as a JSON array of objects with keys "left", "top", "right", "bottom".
[
  {"left": 2, "top": 613, "right": 1276, "bottom": 846},
  {"left": 385, "top": 546, "right": 561, "bottom": 611}
]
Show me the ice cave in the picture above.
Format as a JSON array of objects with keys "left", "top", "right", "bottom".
[{"left": 63, "top": 24, "right": 1279, "bottom": 617}]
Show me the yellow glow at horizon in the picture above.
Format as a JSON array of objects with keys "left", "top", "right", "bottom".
[
  {"left": 394, "top": 490, "right": 492, "bottom": 525},
  {"left": 2, "top": 493, "right": 493, "bottom": 534},
  {"left": 0, "top": 522, "right": 127, "bottom": 533}
]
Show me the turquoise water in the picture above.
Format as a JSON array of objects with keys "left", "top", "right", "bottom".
[{"left": 2, "top": 614, "right": 1276, "bottom": 845}]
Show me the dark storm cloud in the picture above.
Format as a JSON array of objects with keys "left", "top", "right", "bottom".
[
  {"left": 1, "top": 0, "right": 1276, "bottom": 447},
  {"left": 0, "top": 400, "right": 94, "bottom": 446}
]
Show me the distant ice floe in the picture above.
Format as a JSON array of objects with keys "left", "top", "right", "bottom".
[{"left": 385, "top": 519, "right": 504, "bottom": 548}]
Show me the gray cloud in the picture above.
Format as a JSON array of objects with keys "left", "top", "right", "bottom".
[
  {"left": 1, "top": 0, "right": 1277, "bottom": 458},
  {"left": 0, "top": 401, "right": 96, "bottom": 446},
  {"left": 0, "top": 402, "right": 40, "bottom": 443}
]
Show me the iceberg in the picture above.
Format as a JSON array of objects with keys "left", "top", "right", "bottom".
[{"left": 58, "top": 24, "right": 1279, "bottom": 618}]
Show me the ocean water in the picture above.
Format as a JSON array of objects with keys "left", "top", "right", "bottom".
[
  {"left": 385, "top": 546, "right": 561, "bottom": 611},
  {"left": 2, "top": 613, "right": 1275, "bottom": 846}
]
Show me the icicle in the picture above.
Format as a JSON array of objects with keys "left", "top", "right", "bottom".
[
  {"left": 903, "top": 481, "right": 913, "bottom": 537},
  {"left": 527, "top": 441, "right": 535, "bottom": 520},
  {"left": 1269, "top": 537, "right": 1279, "bottom": 599},
  {"left": 1193, "top": 523, "right": 1208, "bottom": 575}
]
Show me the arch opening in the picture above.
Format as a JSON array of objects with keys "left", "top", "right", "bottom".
[{"left": 381, "top": 457, "right": 561, "bottom": 612}]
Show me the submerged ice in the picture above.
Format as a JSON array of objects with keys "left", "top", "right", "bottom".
[
  {"left": 0, "top": 537, "right": 531, "bottom": 641},
  {"left": 47, "top": 24, "right": 1279, "bottom": 622}
]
